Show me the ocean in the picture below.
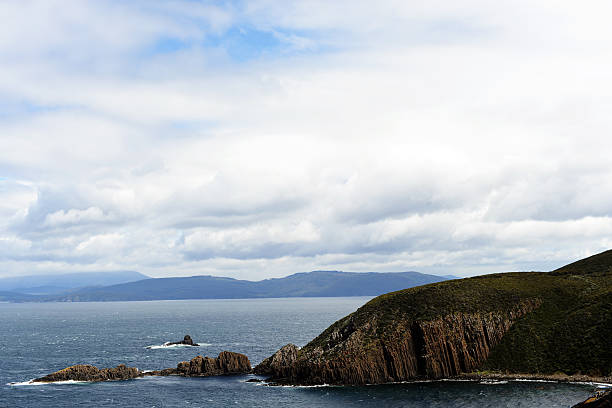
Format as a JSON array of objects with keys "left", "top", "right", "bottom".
[{"left": 0, "top": 297, "right": 604, "bottom": 407}]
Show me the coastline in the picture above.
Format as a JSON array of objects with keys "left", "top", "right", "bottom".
[{"left": 456, "top": 372, "right": 612, "bottom": 386}]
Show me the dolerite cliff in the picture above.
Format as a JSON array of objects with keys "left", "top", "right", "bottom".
[
  {"left": 260, "top": 250, "right": 612, "bottom": 385},
  {"left": 257, "top": 300, "right": 540, "bottom": 385},
  {"left": 254, "top": 343, "right": 299, "bottom": 377},
  {"left": 33, "top": 364, "right": 140, "bottom": 383}
]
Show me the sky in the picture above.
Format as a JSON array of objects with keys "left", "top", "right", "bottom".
[{"left": 1, "top": 0, "right": 612, "bottom": 280}]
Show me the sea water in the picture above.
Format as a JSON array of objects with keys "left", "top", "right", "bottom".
[{"left": 0, "top": 298, "right": 603, "bottom": 407}]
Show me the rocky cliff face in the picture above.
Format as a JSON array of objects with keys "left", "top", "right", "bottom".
[
  {"left": 150, "top": 351, "right": 251, "bottom": 377},
  {"left": 265, "top": 299, "right": 541, "bottom": 385},
  {"left": 254, "top": 343, "right": 299, "bottom": 376},
  {"left": 33, "top": 364, "right": 140, "bottom": 383}
]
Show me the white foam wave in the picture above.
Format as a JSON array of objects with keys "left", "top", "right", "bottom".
[
  {"left": 480, "top": 380, "right": 509, "bottom": 385},
  {"left": 146, "top": 342, "right": 210, "bottom": 349},
  {"left": 273, "top": 383, "right": 339, "bottom": 388},
  {"left": 8, "top": 379, "right": 90, "bottom": 386},
  {"left": 574, "top": 381, "right": 612, "bottom": 388}
]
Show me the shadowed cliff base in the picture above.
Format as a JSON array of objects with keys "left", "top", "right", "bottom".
[{"left": 258, "top": 250, "right": 612, "bottom": 385}]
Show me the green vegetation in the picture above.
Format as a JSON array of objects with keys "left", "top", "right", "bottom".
[{"left": 303, "top": 250, "right": 612, "bottom": 377}]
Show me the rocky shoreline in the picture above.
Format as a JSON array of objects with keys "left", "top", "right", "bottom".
[
  {"left": 455, "top": 372, "right": 612, "bottom": 385},
  {"left": 572, "top": 390, "right": 612, "bottom": 408},
  {"left": 252, "top": 300, "right": 545, "bottom": 386}
]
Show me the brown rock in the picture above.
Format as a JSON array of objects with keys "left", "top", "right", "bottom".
[
  {"left": 572, "top": 390, "right": 612, "bottom": 408},
  {"left": 33, "top": 364, "right": 140, "bottom": 383},
  {"left": 173, "top": 351, "right": 251, "bottom": 377},
  {"left": 264, "top": 299, "right": 541, "bottom": 385},
  {"left": 167, "top": 334, "right": 199, "bottom": 346},
  {"left": 254, "top": 344, "right": 299, "bottom": 377}
]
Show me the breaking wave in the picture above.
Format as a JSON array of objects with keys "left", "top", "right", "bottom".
[
  {"left": 146, "top": 342, "right": 210, "bottom": 350},
  {"left": 8, "top": 379, "right": 90, "bottom": 386}
]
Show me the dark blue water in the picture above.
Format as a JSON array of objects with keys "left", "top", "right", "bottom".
[{"left": 0, "top": 298, "right": 604, "bottom": 407}]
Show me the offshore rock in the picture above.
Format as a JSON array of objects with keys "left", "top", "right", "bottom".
[
  {"left": 35, "top": 351, "right": 250, "bottom": 383},
  {"left": 149, "top": 351, "right": 251, "bottom": 377},
  {"left": 572, "top": 390, "right": 612, "bottom": 408},
  {"left": 254, "top": 344, "right": 299, "bottom": 377},
  {"left": 265, "top": 299, "right": 541, "bottom": 385},
  {"left": 33, "top": 364, "right": 140, "bottom": 383},
  {"left": 167, "top": 334, "right": 199, "bottom": 346}
]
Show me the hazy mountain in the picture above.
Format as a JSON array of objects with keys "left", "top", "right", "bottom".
[
  {"left": 47, "top": 271, "right": 454, "bottom": 302},
  {"left": 0, "top": 271, "right": 149, "bottom": 295},
  {"left": 0, "top": 291, "right": 40, "bottom": 302}
]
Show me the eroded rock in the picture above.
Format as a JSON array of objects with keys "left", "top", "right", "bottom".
[
  {"left": 149, "top": 351, "right": 251, "bottom": 377},
  {"left": 33, "top": 351, "right": 251, "bottom": 383},
  {"left": 572, "top": 390, "right": 612, "bottom": 408},
  {"left": 263, "top": 299, "right": 542, "bottom": 385},
  {"left": 33, "top": 364, "right": 140, "bottom": 383},
  {"left": 167, "top": 334, "right": 199, "bottom": 346},
  {"left": 254, "top": 344, "right": 299, "bottom": 377}
]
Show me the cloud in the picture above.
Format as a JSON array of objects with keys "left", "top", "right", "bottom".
[
  {"left": 43, "top": 207, "right": 112, "bottom": 228},
  {"left": 0, "top": 1, "right": 611, "bottom": 279}
]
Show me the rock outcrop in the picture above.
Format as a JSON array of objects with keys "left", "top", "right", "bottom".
[
  {"left": 33, "top": 351, "right": 251, "bottom": 383},
  {"left": 254, "top": 344, "right": 299, "bottom": 376},
  {"left": 148, "top": 351, "right": 251, "bottom": 377},
  {"left": 33, "top": 364, "right": 140, "bottom": 383},
  {"left": 264, "top": 299, "right": 541, "bottom": 385},
  {"left": 167, "top": 334, "right": 199, "bottom": 346},
  {"left": 572, "top": 390, "right": 612, "bottom": 408}
]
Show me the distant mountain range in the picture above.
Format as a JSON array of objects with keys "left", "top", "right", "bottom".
[
  {"left": 0, "top": 270, "right": 455, "bottom": 302},
  {"left": 0, "top": 271, "right": 149, "bottom": 296}
]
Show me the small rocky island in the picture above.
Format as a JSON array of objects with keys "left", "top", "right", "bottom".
[
  {"left": 33, "top": 351, "right": 251, "bottom": 383},
  {"left": 167, "top": 334, "right": 199, "bottom": 347},
  {"left": 146, "top": 334, "right": 200, "bottom": 349}
]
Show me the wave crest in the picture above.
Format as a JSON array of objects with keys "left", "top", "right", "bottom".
[{"left": 146, "top": 342, "right": 210, "bottom": 349}]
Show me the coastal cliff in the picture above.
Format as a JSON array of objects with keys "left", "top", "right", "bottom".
[
  {"left": 262, "top": 250, "right": 612, "bottom": 385},
  {"left": 260, "top": 300, "right": 540, "bottom": 384}
]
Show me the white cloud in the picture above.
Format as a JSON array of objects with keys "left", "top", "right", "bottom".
[
  {"left": 75, "top": 233, "right": 125, "bottom": 256},
  {"left": 43, "top": 207, "right": 111, "bottom": 228},
  {"left": 0, "top": 1, "right": 611, "bottom": 279}
]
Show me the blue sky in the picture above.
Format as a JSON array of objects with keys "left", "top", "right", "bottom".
[{"left": 1, "top": 0, "right": 612, "bottom": 279}]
